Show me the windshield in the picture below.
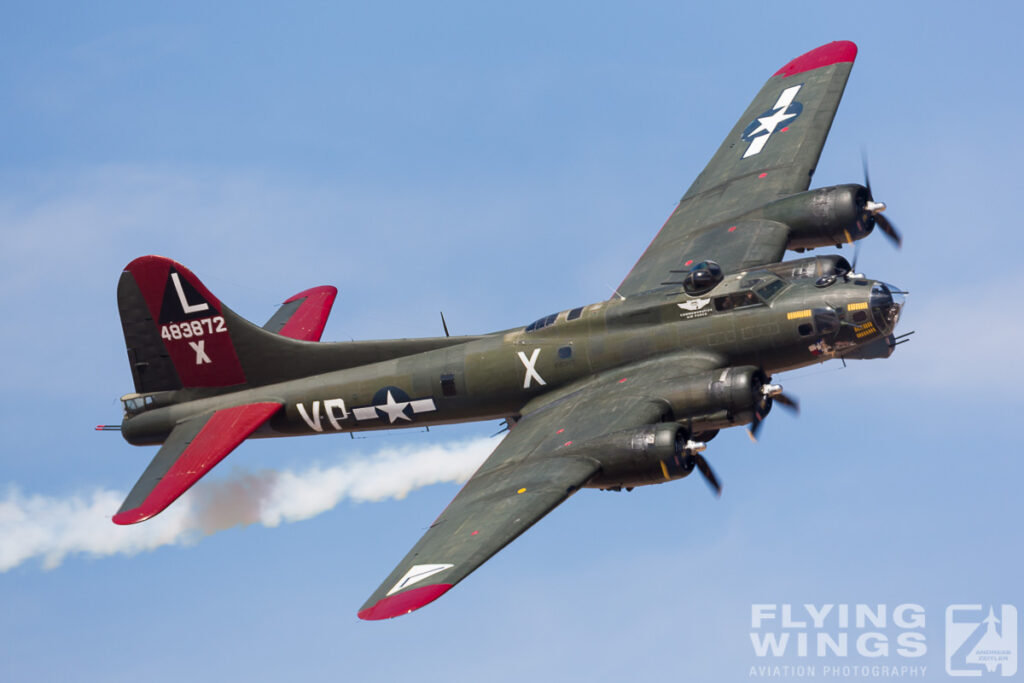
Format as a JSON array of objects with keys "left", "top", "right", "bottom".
[{"left": 756, "top": 279, "right": 786, "bottom": 301}]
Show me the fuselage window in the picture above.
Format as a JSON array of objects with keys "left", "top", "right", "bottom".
[
  {"left": 798, "top": 323, "right": 813, "bottom": 336},
  {"left": 814, "top": 308, "right": 840, "bottom": 336},
  {"left": 440, "top": 373, "right": 457, "bottom": 397},
  {"left": 558, "top": 346, "right": 573, "bottom": 359},
  {"left": 525, "top": 313, "right": 558, "bottom": 332},
  {"left": 122, "top": 395, "right": 154, "bottom": 416},
  {"left": 567, "top": 307, "right": 584, "bottom": 321}
]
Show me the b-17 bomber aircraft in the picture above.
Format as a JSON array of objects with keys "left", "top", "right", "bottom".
[{"left": 105, "top": 40, "right": 908, "bottom": 620}]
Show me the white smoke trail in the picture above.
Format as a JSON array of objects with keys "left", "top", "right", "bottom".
[{"left": 0, "top": 437, "right": 494, "bottom": 572}]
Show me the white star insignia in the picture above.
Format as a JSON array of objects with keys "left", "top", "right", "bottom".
[
  {"left": 376, "top": 390, "right": 412, "bottom": 423},
  {"left": 750, "top": 107, "right": 797, "bottom": 138}
]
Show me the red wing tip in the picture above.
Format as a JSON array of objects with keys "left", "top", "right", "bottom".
[
  {"left": 774, "top": 41, "right": 857, "bottom": 77},
  {"left": 358, "top": 584, "right": 453, "bottom": 621},
  {"left": 112, "top": 509, "right": 152, "bottom": 525}
]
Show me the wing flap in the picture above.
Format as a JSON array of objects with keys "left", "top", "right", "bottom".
[
  {"left": 262, "top": 286, "right": 337, "bottom": 342},
  {"left": 113, "top": 402, "right": 282, "bottom": 525}
]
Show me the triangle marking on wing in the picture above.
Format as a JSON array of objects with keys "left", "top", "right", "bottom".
[{"left": 387, "top": 563, "right": 455, "bottom": 596}]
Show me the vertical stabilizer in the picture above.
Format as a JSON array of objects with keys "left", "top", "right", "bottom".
[{"left": 118, "top": 256, "right": 247, "bottom": 392}]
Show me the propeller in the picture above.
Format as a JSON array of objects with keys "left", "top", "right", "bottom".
[
  {"left": 747, "top": 380, "right": 800, "bottom": 442},
  {"left": 692, "top": 453, "right": 721, "bottom": 496},
  {"left": 682, "top": 440, "right": 721, "bottom": 496},
  {"left": 860, "top": 155, "right": 902, "bottom": 248}
]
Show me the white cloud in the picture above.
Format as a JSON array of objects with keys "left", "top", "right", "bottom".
[{"left": 0, "top": 437, "right": 494, "bottom": 572}]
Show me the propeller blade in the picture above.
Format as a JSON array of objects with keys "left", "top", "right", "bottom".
[
  {"left": 862, "top": 161, "right": 872, "bottom": 200},
  {"left": 747, "top": 411, "right": 765, "bottom": 442},
  {"left": 693, "top": 454, "right": 722, "bottom": 496},
  {"left": 773, "top": 393, "right": 800, "bottom": 415},
  {"left": 874, "top": 213, "right": 902, "bottom": 248},
  {"left": 862, "top": 152, "right": 902, "bottom": 249}
]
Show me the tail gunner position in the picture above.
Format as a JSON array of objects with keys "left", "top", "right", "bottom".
[{"left": 103, "top": 41, "right": 907, "bottom": 619}]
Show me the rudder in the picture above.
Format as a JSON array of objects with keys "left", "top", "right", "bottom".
[{"left": 118, "top": 255, "right": 248, "bottom": 392}]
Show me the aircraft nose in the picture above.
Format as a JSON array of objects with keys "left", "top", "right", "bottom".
[{"left": 870, "top": 282, "right": 906, "bottom": 332}]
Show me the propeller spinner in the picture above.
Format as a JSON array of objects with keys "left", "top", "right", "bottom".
[{"left": 748, "top": 381, "right": 800, "bottom": 442}]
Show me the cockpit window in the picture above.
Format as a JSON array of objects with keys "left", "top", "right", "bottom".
[
  {"left": 525, "top": 313, "right": 558, "bottom": 332},
  {"left": 714, "top": 290, "right": 763, "bottom": 311},
  {"left": 756, "top": 279, "right": 786, "bottom": 301}
]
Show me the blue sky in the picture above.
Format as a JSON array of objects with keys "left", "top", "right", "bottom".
[{"left": 2, "top": 3, "right": 1022, "bottom": 681}]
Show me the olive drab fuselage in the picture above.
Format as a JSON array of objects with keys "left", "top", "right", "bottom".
[{"left": 121, "top": 256, "right": 904, "bottom": 447}]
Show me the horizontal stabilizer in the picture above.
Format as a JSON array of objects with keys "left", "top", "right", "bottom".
[
  {"left": 113, "top": 402, "right": 282, "bottom": 525},
  {"left": 262, "top": 286, "right": 337, "bottom": 342}
]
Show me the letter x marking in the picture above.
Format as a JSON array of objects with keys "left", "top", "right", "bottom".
[
  {"left": 517, "top": 348, "right": 546, "bottom": 389},
  {"left": 189, "top": 340, "right": 211, "bottom": 365}
]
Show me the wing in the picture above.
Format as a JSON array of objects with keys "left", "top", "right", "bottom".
[
  {"left": 357, "top": 353, "right": 724, "bottom": 620},
  {"left": 262, "top": 285, "right": 338, "bottom": 342},
  {"left": 617, "top": 41, "right": 858, "bottom": 297},
  {"left": 112, "top": 402, "right": 282, "bottom": 525}
]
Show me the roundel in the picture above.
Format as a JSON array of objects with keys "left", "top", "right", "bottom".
[
  {"left": 371, "top": 386, "right": 413, "bottom": 422},
  {"left": 742, "top": 100, "right": 803, "bottom": 143},
  {"left": 740, "top": 84, "right": 804, "bottom": 159}
]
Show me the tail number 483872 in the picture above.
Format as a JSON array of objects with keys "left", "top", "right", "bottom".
[{"left": 160, "top": 316, "right": 227, "bottom": 341}]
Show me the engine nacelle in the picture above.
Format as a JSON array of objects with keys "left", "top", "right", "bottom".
[
  {"left": 657, "top": 365, "right": 768, "bottom": 433},
  {"left": 758, "top": 184, "right": 872, "bottom": 250},
  {"left": 582, "top": 422, "right": 698, "bottom": 489}
]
